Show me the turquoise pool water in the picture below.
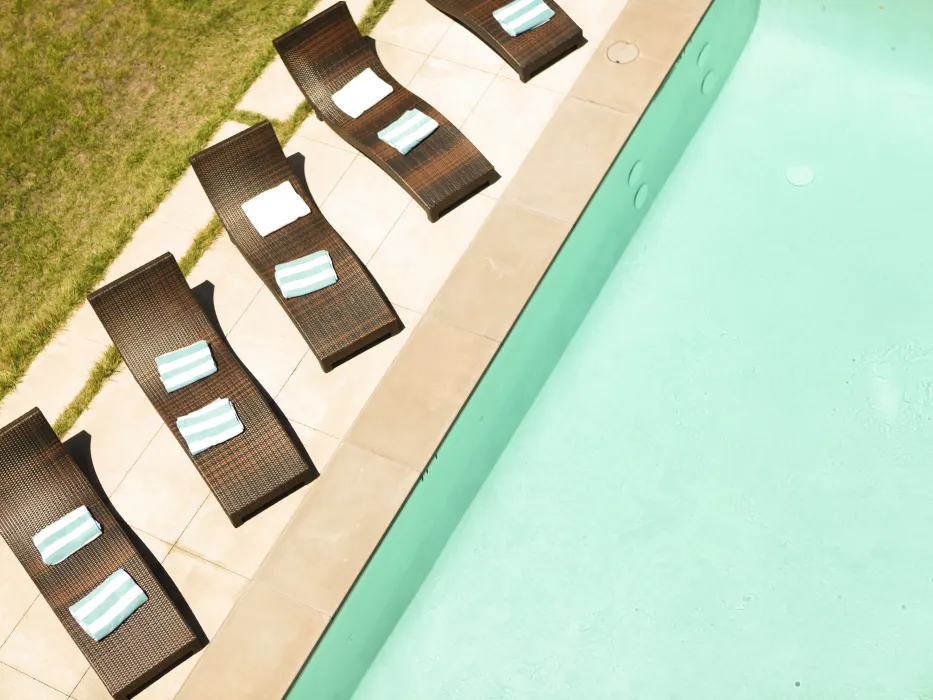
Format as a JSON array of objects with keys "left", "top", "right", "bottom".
[{"left": 290, "top": 0, "right": 933, "bottom": 697}]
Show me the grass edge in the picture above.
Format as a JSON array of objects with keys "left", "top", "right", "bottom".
[{"left": 50, "top": 0, "right": 397, "bottom": 438}]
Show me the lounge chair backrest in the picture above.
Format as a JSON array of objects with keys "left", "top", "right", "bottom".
[
  {"left": 274, "top": 2, "right": 383, "bottom": 125},
  {"left": 190, "top": 121, "right": 315, "bottom": 276},
  {"left": 90, "top": 255, "right": 224, "bottom": 376}
]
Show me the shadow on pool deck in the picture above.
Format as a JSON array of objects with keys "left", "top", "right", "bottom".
[{"left": 64, "top": 430, "right": 209, "bottom": 697}]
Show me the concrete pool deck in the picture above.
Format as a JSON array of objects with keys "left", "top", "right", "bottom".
[{"left": 0, "top": 1, "right": 709, "bottom": 697}]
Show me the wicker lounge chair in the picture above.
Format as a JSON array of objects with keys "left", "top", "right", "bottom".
[
  {"left": 0, "top": 409, "right": 201, "bottom": 700},
  {"left": 88, "top": 254, "right": 316, "bottom": 527},
  {"left": 274, "top": 2, "right": 498, "bottom": 222},
  {"left": 189, "top": 121, "right": 401, "bottom": 371},
  {"left": 424, "top": 0, "right": 585, "bottom": 82}
]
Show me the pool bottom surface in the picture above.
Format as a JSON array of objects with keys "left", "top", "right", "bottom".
[{"left": 350, "top": 3, "right": 933, "bottom": 698}]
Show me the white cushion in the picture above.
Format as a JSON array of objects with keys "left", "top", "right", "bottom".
[
  {"left": 332, "top": 68, "right": 393, "bottom": 119},
  {"left": 240, "top": 181, "right": 311, "bottom": 237}
]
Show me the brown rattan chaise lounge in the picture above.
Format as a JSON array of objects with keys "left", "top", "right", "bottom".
[
  {"left": 0, "top": 409, "right": 201, "bottom": 700},
  {"left": 424, "top": 0, "right": 585, "bottom": 82},
  {"left": 189, "top": 121, "right": 401, "bottom": 371},
  {"left": 274, "top": 1, "right": 499, "bottom": 222},
  {"left": 88, "top": 253, "right": 316, "bottom": 527}
]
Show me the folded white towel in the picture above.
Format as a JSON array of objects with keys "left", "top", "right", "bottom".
[
  {"left": 332, "top": 68, "right": 393, "bottom": 119},
  {"left": 240, "top": 181, "right": 311, "bottom": 237}
]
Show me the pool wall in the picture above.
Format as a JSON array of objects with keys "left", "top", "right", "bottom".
[{"left": 287, "top": 0, "right": 759, "bottom": 697}]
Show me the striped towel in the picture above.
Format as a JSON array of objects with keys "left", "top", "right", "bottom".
[
  {"left": 275, "top": 251, "right": 338, "bottom": 299},
  {"left": 155, "top": 340, "right": 217, "bottom": 393},
  {"left": 378, "top": 109, "right": 439, "bottom": 155},
  {"left": 493, "top": 0, "right": 555, "bottom": 36},
  {"left": 69, "top": 569, "right": 147, "bottom": 641},
  {"left": 241, "top": 181, "right": 312, "bottom": 237},
  {"left": 177, "top": 398, "right": 244, "bottom": 455},
  {"left": 32, "top": 506, "right": 102, "bottom": 566}
]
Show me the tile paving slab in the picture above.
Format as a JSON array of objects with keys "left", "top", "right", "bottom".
[{"left": 236, "top": 58, "right": 306, "bottom": 122}]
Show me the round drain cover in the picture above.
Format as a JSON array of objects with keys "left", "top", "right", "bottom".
[
  {"left": 607, "top": 42, "right": 639, "bottom": 64},
  {"left": 786, "top": 165, "right": 815, "bottom": 187}
]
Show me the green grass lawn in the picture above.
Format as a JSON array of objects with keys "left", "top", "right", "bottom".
[{"left": 0, "top": 0, "right": 323, "bottom": 401}]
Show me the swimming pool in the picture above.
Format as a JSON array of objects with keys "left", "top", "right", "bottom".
[{"left": 289, "top": 0, "right": 933, "bottom": 696}]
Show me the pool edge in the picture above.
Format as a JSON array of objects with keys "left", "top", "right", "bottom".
[{"left": 174, "top": 0, "right": 759, "bottom": 697}]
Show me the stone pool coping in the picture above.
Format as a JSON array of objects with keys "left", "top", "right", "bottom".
[{"left": 173, "top": 1, "right": 714, "bottom": 697}]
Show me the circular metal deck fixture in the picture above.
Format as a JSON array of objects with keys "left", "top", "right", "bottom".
[
  {"left": 607, "top": 41, "right": 639, "bottom": 65},
  {"left": 786, "top": 165, "right": 815, "bottom": 187}
]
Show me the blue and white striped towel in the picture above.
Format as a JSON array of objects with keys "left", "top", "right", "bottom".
[
  {"left": 493, "top": 0, "right": 555, "bottom": 36},
  {"left": 32, "top": 506, "right": 102, "bottom": 566},
  {"left": 275, "top": 251, "right": 338, "bottom": 299},
  {"left": 176, "top": 398, "right": 244, "bottom": 455},
  {"left": 155, "top": 340, "right": 217, "bottom": 393},
  {"left": 69, "top": 569, "right": 147, "bottom": 641},
  {"left": 377, "top": 109, "right": 439, "bottom": 155}
]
